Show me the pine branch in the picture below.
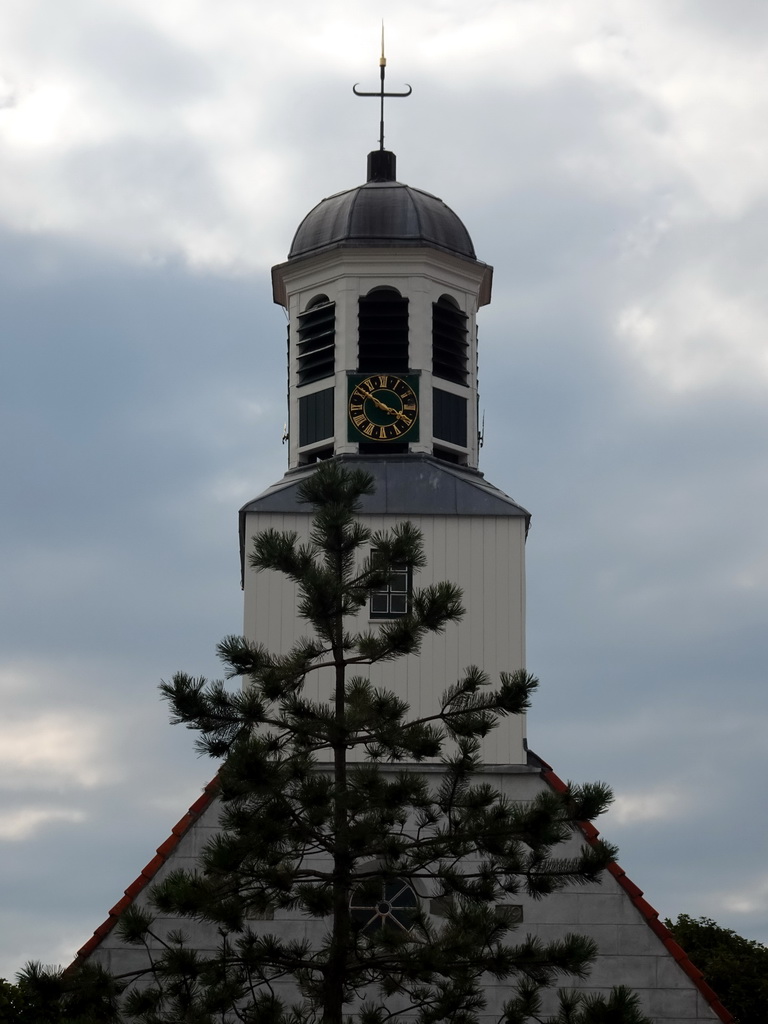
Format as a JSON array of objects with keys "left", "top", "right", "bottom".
[{"left": 101, "top": 463, "right": 641, "bottom": 1024}]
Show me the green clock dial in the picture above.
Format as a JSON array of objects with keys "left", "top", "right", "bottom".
[{"left": 348, "top": 374, "right": 419, "bottom": 442}]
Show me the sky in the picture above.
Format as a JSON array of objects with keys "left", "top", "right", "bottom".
[{"left": 1, "top": 0, "right": 768, "bottom": 980}]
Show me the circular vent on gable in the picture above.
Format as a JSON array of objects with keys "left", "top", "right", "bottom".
[{"left": 350, "top": 878, "right": 418, "bottom": 934}]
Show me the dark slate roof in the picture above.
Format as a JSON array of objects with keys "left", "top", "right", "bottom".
[
  {"left": 241, "top": 456, "right": 528, "bottom": 516},
  {"left": 288, "top": 181, "right": 476, "bottom": 260},
  {"left": 238, "top": 455, "right": 530, "bottom": 584}
]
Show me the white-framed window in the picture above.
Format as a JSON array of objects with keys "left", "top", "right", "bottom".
[{"left": 370, "top": 563, "right": 411, "bottom": 618}]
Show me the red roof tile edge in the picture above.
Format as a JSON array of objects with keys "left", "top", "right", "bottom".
[
  {"left": 69, "top": 776, "right": 220, "bottom": 969},
  {"left": 535, "top": 753, "right": 735, "bottom": 1024}
]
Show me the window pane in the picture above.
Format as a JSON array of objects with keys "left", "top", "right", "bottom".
[{"left": 369, "top": 556, "right": 412, "bottom": 618}]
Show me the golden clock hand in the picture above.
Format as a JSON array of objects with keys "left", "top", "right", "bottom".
[
  {"left": 365, "top": 393, "right": 414, "bottom": 425},
  {"left": 370, "top": 395, "right": 405, "bottom": 419},
  {"left": 384, "top": 406, "right": 412, "bottom": 424},
  {"left": 367, "top": 394, "right": 399, "bottom": 416}
]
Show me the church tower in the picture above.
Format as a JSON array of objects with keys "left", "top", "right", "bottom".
[
  {"left": 74, "top": 66, "right": 733, "bottom": 1024},
  {"left": 240, "top": 143, "right": 530, "bottom": 765}
]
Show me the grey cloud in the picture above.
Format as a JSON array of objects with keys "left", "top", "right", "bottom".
[{"left": 2, "top": 0, "right": 768, "bottom": 980}]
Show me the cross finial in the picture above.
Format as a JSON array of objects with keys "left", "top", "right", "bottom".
[{"left": 353, "top": 25, "right": 412, "bottom": 152}]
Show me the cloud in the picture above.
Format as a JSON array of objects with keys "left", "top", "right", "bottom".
[
  {"left": 0, "top": 714, "right": 108, "bottom": 789},
  {"left": 618, "top": 275, "right": 768, "bottom": 394},
  {"left": 7, "top": 0, "right": 767, "bottom": 272},
  {"left": 719, "top": 876, "right": 768, "bottom": 917},
  {"left": 0, "top": 807, "right": 87, "bottom": 842},
  {"left": 610, "top": 787, "right": 685, "bottom": 825},
  {"left": 0, "top": 0, "right": 767, "bottom": 982},
  {"left": 0, "top": 668, "right": 117, "bottom": 789}
]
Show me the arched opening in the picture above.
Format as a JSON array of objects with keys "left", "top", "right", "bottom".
[{"left": 358, "top": 287, "right": 409, "bottom": 373}]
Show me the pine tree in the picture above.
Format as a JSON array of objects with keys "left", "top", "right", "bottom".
[{"left": 114, "top": 461, "right": 649, "bottom": 1024}]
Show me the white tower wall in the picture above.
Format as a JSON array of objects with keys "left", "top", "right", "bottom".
[{"left": 242, "top": 509, "right": 528, "bottom": 764}]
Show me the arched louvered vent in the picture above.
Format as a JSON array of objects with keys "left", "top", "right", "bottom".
[
  {"left": 297, "top": 296, "right": 335, "bottom": 385},
  {"left": 358, "top": 289, "right": 409, "bottom": 373},
  {"left": 432, "top": 295, "right": 468, "bottom": 386}
]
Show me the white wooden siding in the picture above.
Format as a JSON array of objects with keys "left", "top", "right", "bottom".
[{"left": 243, "top": 511, "right": 527, "bottom": 764}]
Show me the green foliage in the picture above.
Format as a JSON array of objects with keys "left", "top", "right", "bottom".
[
  {"left": 98, "top": 461, "right": 641, "bottom": 1023},
  {"left": 665, "top": 914, "right": 768, "bottom": 1023},
  {"left": 503, "top": 984, "right": 650, "bottom": 1024},
  {"left": 0, "top": 962, "right": 121, "bottom": 1023}
]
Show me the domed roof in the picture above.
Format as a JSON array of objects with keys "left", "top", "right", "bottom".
[{"left": 288, "top": 151, "right": 476, "bottom": 261}]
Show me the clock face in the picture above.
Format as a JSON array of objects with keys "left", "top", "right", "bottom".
[{"left": 348, "top": 374, "right": 419, "bottom": 442}]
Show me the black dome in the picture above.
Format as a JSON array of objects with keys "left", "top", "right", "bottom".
[{"left": 288, "top": 151, "right": 476, "bottom": 260}]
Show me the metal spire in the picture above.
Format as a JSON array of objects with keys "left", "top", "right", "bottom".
[{"left": 353, "top": 25, "right": 412, "bottom": 152}]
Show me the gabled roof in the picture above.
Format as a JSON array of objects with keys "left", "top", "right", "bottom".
[
  {"left": 71, "top": 777, "right": 220, "bottom": 967},
  {"left": 71, "top": 760, "right": 734, "bottom": 1024},
  {"left": 530, "top": 750, "right": 735, "bottom": 1024}
]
